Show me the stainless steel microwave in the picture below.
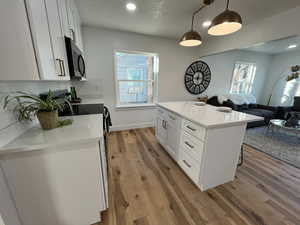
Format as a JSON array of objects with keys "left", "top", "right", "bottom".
[{"left": 65, "top": 37, "right": 86, "bottom": 80}]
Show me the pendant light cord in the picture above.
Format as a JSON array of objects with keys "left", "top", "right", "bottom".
[
  {"left": 226, "top": 0, "right": 230, "bottom": 9},
  {"left": 191, "top": 5, "right": 206, "bottom": 30}
]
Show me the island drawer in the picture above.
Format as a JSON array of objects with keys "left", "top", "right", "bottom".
[
  {"left": 180, "top": 131, "right": 204, "bottom": 162},
  {"left": 178, "top": 148, "right": 200, "bottom": 184},
  {"left": 157, "top": 107, "right": 166, "bottom": 117},
  {"left": 166, "top": 111, "right": 181, "bottom": 128},
  {"left": 182, "top": 119, "right": 206, "bottom": 141}
]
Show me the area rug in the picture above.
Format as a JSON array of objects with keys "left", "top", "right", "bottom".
[{"left": 244, "top": 126, "right": 300, "bottom": 168}]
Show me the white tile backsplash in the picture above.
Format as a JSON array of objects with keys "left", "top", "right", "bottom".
[
  {"left": 0, "top": 79, "right": 103, "bottom": 147},
  {"left": 0, "top": 81, "right": 71, "bottom": 146}
]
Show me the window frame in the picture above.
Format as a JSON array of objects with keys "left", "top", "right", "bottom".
[
  {"left": 114, "top": 50, "right": 159, "bottom": 109},
  {"left": 230, "top": 61, "right": 257, "bottom": 95}
]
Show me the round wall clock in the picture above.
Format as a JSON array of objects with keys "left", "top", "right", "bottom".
[{"left": 184, "top": 60, "right": 211, "bottom": 95}]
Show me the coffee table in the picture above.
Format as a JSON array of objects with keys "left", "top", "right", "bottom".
[{"left": 267, "top": 119, "right": 300, "bottom": 138}]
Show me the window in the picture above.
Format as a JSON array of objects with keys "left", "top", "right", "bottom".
[
  {"left": 114, "top": 51, "right": 158, "bottom": 107},
  {"left": 230, "top": 62, "right": 257, "bottom": 94}
]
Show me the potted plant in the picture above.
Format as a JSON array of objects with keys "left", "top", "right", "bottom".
[{"left": 3, "top": 90, "right": 71, "bottom": 130}]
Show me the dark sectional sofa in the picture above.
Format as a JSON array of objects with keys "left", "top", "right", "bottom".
[
  {"left": 277, "top": 96, "right": 300, "bottom": 119},
  {"left": 207, "top": 96, "right": 278, "bottom": 128}
]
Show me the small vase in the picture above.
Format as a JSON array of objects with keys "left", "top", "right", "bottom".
[{"left": 37, "top": 110, "right": 58, "bottom": 130}]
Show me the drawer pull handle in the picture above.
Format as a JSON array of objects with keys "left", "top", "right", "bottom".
[
  {"left": 187, "top": 125, "right": 196, "bottom": 132},
  {"left": 183, "top": 160, "right": 192, "bottom": 168},
  {"left": 184, "top": 141, "right": 194, "bottom": 149},
  {"left": 169, "top": 115, "right": 176, "bottom": 120}
]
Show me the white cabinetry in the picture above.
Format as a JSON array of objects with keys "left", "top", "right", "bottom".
[
  {"left": 155, "top": 108, "right": 181, "bottom": 160},
  {"left": 156, "top": 105, "right": 247, "bottom": 191},
  {"left": 0, "top": 141, "right": 106, "bottom": 225},
  {"left": 0, "top": 0, "right": 39, "bottom": 80},
  {"left": 65, "top": 0, "right": 83, "bottom": 51},
  {"left": 0, "top": 0, "right": 83, "bottom": 81},
  {"left": 44, "top": 0, "right": 70, "bottom": 80},
  {"left": 25, "top": 0, "right": 70, "bottom": 80},
  {"left": 155, "top": 115, "right": 167, "bottom": 146}
]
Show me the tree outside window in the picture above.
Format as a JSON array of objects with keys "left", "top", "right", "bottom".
[
  {"left": 115, "top": 51, "right": 158, "bottom": 107},
  {"left": 230, "top": 62, "right": 257, "bottom": 95}
]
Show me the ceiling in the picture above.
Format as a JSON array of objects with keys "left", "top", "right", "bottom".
[
  {"left": 75, "top": 0, "right": 300, "bottom": 40},
  {"left": 244, "top": 36, "right": 300, "bottom": 54}
]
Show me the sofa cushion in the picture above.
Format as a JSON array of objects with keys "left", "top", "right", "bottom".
[
  {"left": 249, "top": 103, "right": 258, "bottom": 109},
  {"left": 238, "top": 104, "right": 249, "bottom": 110},
  {"left": 219, "top": 94, "right": 257, "bottom": 105},
  {"left": 293, "top": 96, "right": 300, "bottom": 111},
  {"left": 241, "top": 109, "right": 275, "bottom": 119},
  {"left": 223, "top": 100, "right": 237, "bottom": 110},
  {"left": 207, "top": 96, "right": 221, "bottom": 106}
]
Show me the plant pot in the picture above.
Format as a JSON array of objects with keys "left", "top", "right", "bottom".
[{"left": 37, "top": 110, "right": 58, "bottom": 130}]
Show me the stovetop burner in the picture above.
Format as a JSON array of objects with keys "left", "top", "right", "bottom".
[{"left": 59, "top": 104, "right": 104, "bottom": 117}]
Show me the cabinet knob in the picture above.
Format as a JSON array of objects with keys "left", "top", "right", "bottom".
[
  {"left": 169, "top": 115, "right": 176, "bottom": 120},
  {"left": 184, "top": 141, "right": 194, "bottom": 149},
  {"left": 56, "top": 59, "right": 66, "bottom": 77},
  {"left": 186, "top": 125, "right": 196, "bottom": 132},
  {"left": 61, "top": 59, "right": 66, "bottom": 76},
  {"left": 56, "top": 59, "right": 64, "bottom": 76},
  {"left": 183, "top": 160, "right": 192, "bottom": 168}
]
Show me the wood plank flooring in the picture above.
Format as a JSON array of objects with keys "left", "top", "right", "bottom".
[{"left": 101, "top": 128, "right": 300, "bottom": 225}]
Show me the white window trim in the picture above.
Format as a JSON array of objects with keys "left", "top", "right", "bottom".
[
  {"left": 230, "top": 61, "right": 257, "bottom": 95},
  {"left": 113, "top": 50, "right": 159, "bottom": 109}
]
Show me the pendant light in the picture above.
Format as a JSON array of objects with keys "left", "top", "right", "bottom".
[
  {"left": 179, "top": 0, "right": 214, "bottom": 47},
  {"left": 208, "top": 0, "right": 242, "bottom": 36},
  {"left": 179, "top": 7, "right": 204, "bottom": 47}
]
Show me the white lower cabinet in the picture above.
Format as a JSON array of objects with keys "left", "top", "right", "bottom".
[
  {"left": 155, "top": 109, "right": 180, "bottom": 160},
  {"left": 0, "top": 141, "right": 107, "bottom": 225},
  {"left": 155, "top": 106, "right": 246, "bottom": 191},
  {"left": 156, "top": 115, "right": 167, "bottom": 146}
]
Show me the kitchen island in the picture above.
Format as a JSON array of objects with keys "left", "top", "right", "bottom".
[
  {"left": 155, "top": 101, "right": 262, "bottom": 191},
  {"left": 0, "top": 114, "right": 107, "bottom": 225}
]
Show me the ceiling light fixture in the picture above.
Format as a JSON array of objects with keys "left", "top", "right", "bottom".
[
  {"left": 126, "top": 2, "right": 137, "bottom": 11},
  {"left": 208, "top": 0, "right": 242, "bottom": 36},
  {"left": 179, "top": 0, "right": 215, "bottom": 47},
  {"left": 288, "top": 44, "right": 297, "bottom": 49},
  {"left": 203, "top": 20, "right": 212, "bottom": 28}
]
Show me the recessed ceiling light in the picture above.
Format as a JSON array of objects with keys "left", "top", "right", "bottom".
[
  {"left": 203, "top": 20, "right": 212, "bottom": 28},
  {"left": 288, "top": 44, "right": 297, "bottom": 49},
  {"left": 126, "top": 2, "right": 137, "bottom": 11}
]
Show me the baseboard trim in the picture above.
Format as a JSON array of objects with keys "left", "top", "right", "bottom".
[{"left": 110, "top": 122, "right": 154, "bottom": 132}]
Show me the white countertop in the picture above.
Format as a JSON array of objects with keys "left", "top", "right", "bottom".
[
  {"left": 157, "top": 101, "right": 263, "bottom": 128},
  {"left": 0, "top": 114, "right": 103, "bottom": 156}
]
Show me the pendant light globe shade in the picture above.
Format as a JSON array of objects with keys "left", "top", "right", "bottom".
[
  {"left": 208, "top": 9, "right": 242, "bottom": 36},
  {"left": 179, "top": 30, "right": 202, "bottom": 47}
]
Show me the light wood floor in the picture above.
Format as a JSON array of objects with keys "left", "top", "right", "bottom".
[{"left": 100, "top": 128, "right": 300, "bottom": 225}]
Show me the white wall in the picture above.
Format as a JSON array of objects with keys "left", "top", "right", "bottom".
[
  {"left": 198, "top": 6, "right": 300, "bottom": 57},
  {"left": 261, "top": 50, "right": 300, "bottom": 105},
  {"left": 200, "top": 50, "right": 272, "bottom": 103},
  {"left": 81, "top": 26, "right": 199, "bottom": 130}
]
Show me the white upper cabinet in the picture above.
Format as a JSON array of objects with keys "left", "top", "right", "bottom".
[
  {"left": 66, "top": 0, "right": 84, "bottom": 51},
  {"left": 0, "top": 0, "right": 39, "bottom": 80},
  {"left": 44, "top": 0, "right": 70, "bottom": 80},
  {"left": 58, "top": 0, "right": 72, "bottom": 39},
  {"left": 0, "top": 0, "right": 83, "bottom": 81},
  {"left": 26, "top": 0, "right": 70, "bottom": 80}
]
